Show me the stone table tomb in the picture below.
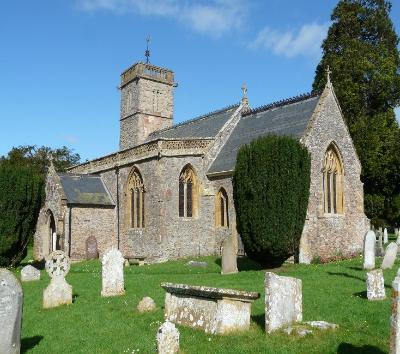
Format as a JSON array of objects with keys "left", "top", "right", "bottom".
[{"left": 161, "top": 282, "right": 259, "bottom": 335}]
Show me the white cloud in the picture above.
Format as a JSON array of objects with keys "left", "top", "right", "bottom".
[
  {"left": 396, "top": 107, "right": 400, "bottom": 123},
  {"left": 76, "top": 0, "right": 246, "bottom": 38},
  {"left": 250, "top": 22, "right": 329, "bottom": 59},
  {"left": 60, "top": 135, "right": 78, "bottom": 144}
]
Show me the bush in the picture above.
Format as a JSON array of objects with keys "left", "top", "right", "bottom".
[
  {"left": 0, "top": 165, "right": 44, "bottom": 266},
  {"left": 233, "top": 135, "right": 311, "bottom": 267}
]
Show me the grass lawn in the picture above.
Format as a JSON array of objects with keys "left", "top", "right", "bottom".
[{"left": 11, "top": 251, "right": 397, "bottom": 354}]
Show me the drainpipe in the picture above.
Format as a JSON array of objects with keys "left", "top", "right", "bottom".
[
  {"left": 116, "top": 167, "right": 120, "bottom": 250},
  {"left": 68, "top": 206, "right": 72, "bottom": 258}
]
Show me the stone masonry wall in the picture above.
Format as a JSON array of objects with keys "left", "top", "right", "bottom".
[
  {"left": 120, "top": 77, "right": 174, "bottom": 150},
  {"left": 69, "top": 206, "right": 116, "bottom": 260},
  {"left": 299, "top": 84, "right": 369, "bottom": 263}
]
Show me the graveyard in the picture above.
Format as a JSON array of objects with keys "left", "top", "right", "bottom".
[{"left": 8, "top": 246, "right": 397, "bottom": 354}]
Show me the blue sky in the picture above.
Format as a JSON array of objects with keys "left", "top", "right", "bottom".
[{"left": 1, "top": 0, "right": 399, "bottom": 161}]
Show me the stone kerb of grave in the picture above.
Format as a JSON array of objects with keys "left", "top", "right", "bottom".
[
  {"left": 21, "top": 265, "right": 40, "bottom": 282},
  {"left": 101, "top": 248, "right": 125, "bottom": 297},
  {"left": 0, "top": 269, "right": 23, "bottom": 354},
  {"left": 265, "top": 272, "right": 302, "bottom": 333},
  {"left": 382, "top": 242, "right": 398, "bottom": 270},
  {"left": 390, "top": 268, "right": 400, "bottom": 354},
  {"left": 363, "top": 230, "right": 376, "bottom": 270},
  {"left": 43, "top": 250, "right": 73, "bottom": 309},
  {"left": 161, "top": 282, "right": 260, "bottom": 335}
]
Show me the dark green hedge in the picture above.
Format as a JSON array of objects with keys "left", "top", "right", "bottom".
[
  {"left": 0, "top": 165, "right": 44, "bottom": 266},
  {"left": 233, "top": 135, "right": 311, "bottom": 266}
]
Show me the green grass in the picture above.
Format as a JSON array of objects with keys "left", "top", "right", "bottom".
[{"left": 12, "top": 254, "right": 397, "bottom": 353}]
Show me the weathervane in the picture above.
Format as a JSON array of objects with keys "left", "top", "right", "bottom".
[
  {"left": 326, "top": 65, "right": 332, "bottom": 85},
  {"left": 241, "top": 82, "right": 249, "bottom": 110},
  {"left": 145, "top": 36, "right": 151, "bottom": 64}
]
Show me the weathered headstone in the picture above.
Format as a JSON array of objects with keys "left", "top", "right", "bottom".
[
  {"left": 382, "top": 242, "right": 398, "bottom": 270},
  {"left": 221, "top": 236, "right": 238, "bottom": 275},
  {"left": 85, "top": 235, "right": 99, "bottom": 260},
  {"left": 43, "top": 250, "right": 73, "bottom": 308},
  {"left": 156, "top": 321, "right": 180, "bottom": 354},
  {"left": 377, "top": 230, "right": 385, "bottom": 257},
  {"left": 137, "top": 296, "right": 156, "bottom": 313},
  {"left": 390, "top": 268, "right": 400, "bottom": 354},
  {"left": 101, "top": 248, "right": 125, "bottom": 297},
  {"left": 21, "top": 265, "right": 40, "bottom": 282},
  {"left": 385, "top": 228, "right": 389, "bottom": 244},
  {"left": 396, "top": 229, "right": 400, "bottom": 244},
  {"left": 366, "top": 269, "right": 386, "bottom": 301},
  {"left": 0, "top": 269, "right": 23, "bottom": 354},
  {"left": 363, "top": 230, "right": 376, "bottom": 270},
  {"left": 265, "top": 272, "right": 302, "bottom": 333}
]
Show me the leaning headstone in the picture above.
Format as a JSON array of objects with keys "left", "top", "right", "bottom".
[
  {"left": 43, "top": 250, "right": 72, "bottom": 308},
  {"left": 390, "top": 269, "right": 400, "bottom": 354},
  {"left": 156, "top": 321, "right": 180, "bottom": 354},
  {"left": 377, "top": 230, "right": 385, "bottom": 257},
  {"left": 265, "top": 272, "right": 302, "bottom": 333},
  {"left": 85, "top": 235, "right": 99, "bottom": 260},
  {"left": 221, "top": 236, "right": 238, "bottom": 275},
  {"left": 385, "top": 228, "right": 389, "bottom": 244},
  {"left": 382, "top": 242, "right": 398, "bottom": 270},
  {"left": 21, "top": 265, "right": 40, "bottom": 282},
  {"left": 137, "top": 296, "right": 156, "bottom": 313},
  {"left": 363, "top": 230, "right": 376, "bottom": 270},
  {"left": 0, "top": 269, "right": 23, "bottom": 354},
  {"left": 366, "top": 269, "right": 386, "bottom": 301},
  {"left": 101, "top": 248, "right": 125, "bottom": 297}
]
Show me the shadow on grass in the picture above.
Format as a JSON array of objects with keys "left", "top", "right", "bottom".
[
  {"left": 251, "top": 313, "right": 265, "bottom": 331},
  {"left": 346, "top": 266, "right": 364, "bottom": 271},
  {"left": 72, "top": 293, "right": 79, "bottom": 303},
  {"left": 214, "top": 257, "right": 263, "bottom": 272},
  {"left": 337, "top": 342, "right": 385, "bottom": 354},
  {"left": 353, "top": 291, "right": 368, "bottom": 299},
  {"left": 327, "top": 272, "right": 365, "bottom": 282},
  {"left": 21, "top": 335, "right": 43, "bottom": 353}
]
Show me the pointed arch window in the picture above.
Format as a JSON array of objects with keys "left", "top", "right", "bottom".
[
  {"left": 179, "top": 165, "right": 198, "bottom": 218},
  {"left": 127, "top": 168, "right": 145, "bottom": 228},
  {"left": 216, "top": 188, "right": 229, "bottom": 228},
  {"left": 323, "top": 145, "right": 344, "bottom": 214}
]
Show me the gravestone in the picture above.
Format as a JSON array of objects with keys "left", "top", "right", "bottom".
[
  {"left": 43, "top": 250, "right": 73, "bottom": 308},
  {"left": 156, "top": 321, "right": 180, "bottom": 354},
  {"left": 265, "top": 272, "right": 302, "bottom": 333},
  {"left": 101, "top": 248, "right": 125, "bottom": 297},
  {"left": 396, "top": 229, "right": 400, "bottom": 244},
  {"left": 377, "top": 230, "right": 385, "bottom": 257},
  {"left": 363, "top": 231, "right": 376, "bottom": 270},
  {"left": 366, "top": 269, "right": 386, "bottom": 301},
  {"left": 86, "top": 235, "right": 99, "bottom": 260},
  {"left": 390, "top": 269, "right": 400, "bottom": 354},
  {"left": 221, "top": 236, "right": 238, "bottom": 275},
  {"left": 0, "top": 269, "right": 23, "bottom": 354},
  {"left": 385, "top": 228, "right": 389, "bottom": 244},
  {"left": 137, "top": 296, "right": 156, "bottom": 313},
  {"left": 382, "top": 242, "right": 398, "bottom": 270},
  {"left": 21, "top": 265, "right": 40, "bottom": 282}
]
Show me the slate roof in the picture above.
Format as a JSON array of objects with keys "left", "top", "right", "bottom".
[
  {"left": 59, "top": 174, "right": 114, "bottom": 206},
  {"left": 147, "top": 104, "right": 239, "bottom": 140},
  {"left": 208, "top": 93, "right": 320, "bottom": 175}
]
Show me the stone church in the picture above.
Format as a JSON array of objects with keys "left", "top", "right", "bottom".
[{"left": 34, "top": 59, "right": 369, "bottom": 264}]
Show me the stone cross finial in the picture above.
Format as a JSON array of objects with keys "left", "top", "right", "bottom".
[
  {"left": 145, "top": 35, "right": 151, "bottom": 64},
  {"left": 326, "top": 65, "right": 332, "bottom": 85},
  {"left": 241, "top": 83, "right": 249, "bottom": 109}
]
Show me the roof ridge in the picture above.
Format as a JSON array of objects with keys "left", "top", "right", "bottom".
[
  {"left": 242, "top": 91, "right": 320, "bottom": 117},
  {"left": 148, "top": 103, "right": 239, "bottom": 137}
]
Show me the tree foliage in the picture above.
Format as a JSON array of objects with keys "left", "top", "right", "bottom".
[
  {"left": 0, "top": 165, "right": 44, "bottom": 266},
  {"left": 0, "top": 145, "right": 80, "bottom": 266},
  {"left": 233, "top": 135, "right": 311, "bottom": 267},
  {"left": 313, "top": 0, "right": 400, "bottom": 226}
]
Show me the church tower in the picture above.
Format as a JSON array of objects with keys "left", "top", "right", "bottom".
[{"left": 119, "top": 62, "right": 175, "bottom": 150}]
